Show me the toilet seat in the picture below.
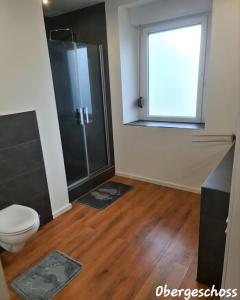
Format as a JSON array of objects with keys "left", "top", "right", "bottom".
[
  {"left": 0, "top": 205, "right": 39, "bottom": 235},
  {"left": 0, "top": 221, "right": 39, "bottom": 236}
]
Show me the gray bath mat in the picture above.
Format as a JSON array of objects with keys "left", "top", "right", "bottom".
[
  {"left": 78, "top": 181, "right": 133, "bottom": 210},
  {"left": 11, "top": 251, "right": 82, "bottom": 300}
]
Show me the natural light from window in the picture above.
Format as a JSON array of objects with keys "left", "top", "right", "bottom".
[{"left": 148, "top": 24, "right": 202, "bottom": 118}]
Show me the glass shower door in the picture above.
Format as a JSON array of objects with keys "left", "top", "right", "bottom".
[
  {"left": 76, "top": 43, "right": 110, "bottom": 176},
  {"left": 48, "top": 40, "right": 110, "bottom": 188},
  {"left": 48, "top": 40, "right": 89, "bottom": 186}
]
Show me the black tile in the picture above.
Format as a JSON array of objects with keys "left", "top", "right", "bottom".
[
  {"left": 0, "top": 167, "right": 49, "bottom": 202},
  {"left": 0, "top": 139, "right": 44, "bottom": 184},
  {"left": 0, "top": 111, "right": 39, "bottom": 149},
  {"left": 0, "top": 185, "right": 12, "bottom": 210},
  {"left": 0, "top": 170, "right": 52, "bottom": 225},
  {"left": 0, "top": 111, "right": 53, "bottom": 227},
  {"left": 0, "top": 189, "right": 52, "bottom": 226},
  {"left": 18, "top": 191, "right": 53, "bottom": 226}
]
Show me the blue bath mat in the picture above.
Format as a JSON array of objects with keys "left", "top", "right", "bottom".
[
  {"left": 78, "top": 181, "right": 133, "bottom": 210},
  {"left": 11, "top": 251, "right": 82, "bottom": 300}
]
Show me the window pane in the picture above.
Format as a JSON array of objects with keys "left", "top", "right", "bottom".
[{"left": 148, "top": 24, "right": 202, "bottom": 118}]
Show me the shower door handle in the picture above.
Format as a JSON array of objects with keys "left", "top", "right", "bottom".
[
  {"left": 79, "top": 108, "right": 85, "bottom": 125},
  {"left": 75, "top": 108, "right": 84, "bottom": 125},
  {"left": 83, "top": 107, "right": 91, "bottom": 124}
]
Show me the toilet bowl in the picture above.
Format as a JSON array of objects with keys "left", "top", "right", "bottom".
[{"left": 0, "top": 205, "right": 40, "bottom": 253}]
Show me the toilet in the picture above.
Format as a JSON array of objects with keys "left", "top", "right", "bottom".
[{"left": 0, "top": 205, "right": 40, "bottom": 253}]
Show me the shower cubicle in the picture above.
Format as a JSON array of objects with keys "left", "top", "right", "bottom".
[{"left": 48, "top": 29, "right": 114, "bottom": 199}]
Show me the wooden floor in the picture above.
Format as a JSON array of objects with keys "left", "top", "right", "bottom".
[{"left": 2, "top": 177, "right": 216, "bottom": 300}]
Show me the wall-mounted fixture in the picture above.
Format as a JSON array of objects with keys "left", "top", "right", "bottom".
[
  {"left": 192, "top": 134, "right": 236, "bottom": 143},
  {"left": 43, "top": 0, "right": 49, "bottom": 5}
]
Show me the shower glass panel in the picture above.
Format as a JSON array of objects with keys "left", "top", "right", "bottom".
[
  {"left": 48, "top": 40, "right": 110, "bottom": 187},
  {"left": 76, "top": 43, "right": 109, "bottom": 175},
  {"left": 48, "top": 40, "right": 89, "bottom": 185}
]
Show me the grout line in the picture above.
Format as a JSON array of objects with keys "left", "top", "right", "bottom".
[{"left": 0, "top": 138, "right": 40, "bottom": 152}]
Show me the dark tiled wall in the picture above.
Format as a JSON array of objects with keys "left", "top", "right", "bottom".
[
  {"left": 44, "top": 3, "right": 115, "bottom": 168},
  {"left": 0, "top": 111, "right": 53, "bottom": 225},
  {"left": 44, "top": 3, "right": 115, "bottom": 200}
]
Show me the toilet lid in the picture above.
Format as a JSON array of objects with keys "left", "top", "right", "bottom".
[{"left": 0, "top": 205, "right": 39, "bottom": 235}]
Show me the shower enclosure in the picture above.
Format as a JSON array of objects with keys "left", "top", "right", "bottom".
[{"left": 48, "top": 37, "right": 112, "bottom": 193}]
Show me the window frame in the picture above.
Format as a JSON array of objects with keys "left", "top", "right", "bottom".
[{"left": 140, "top": 14, "right": 209, "bottom": 123}]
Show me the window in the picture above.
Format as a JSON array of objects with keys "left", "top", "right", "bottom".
[{"left": 140, "top": 15, "right": 208, "bottom": 123}]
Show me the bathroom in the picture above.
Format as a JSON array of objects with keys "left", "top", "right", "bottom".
[{"left": 0, "top": 0, "right": 239, "bottom": 299}]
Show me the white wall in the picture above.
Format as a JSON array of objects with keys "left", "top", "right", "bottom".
[
  {"left": 221, "top": 2, "right": 240, "bottom": 295},
  {"left": 105, "top": 0, "right": 240, "bottom": 192},
  {"left": 128, "top": 0, "right": 212, "bottom": 25},
  {"left": 223, "top": 121, "right": 240, "bottom": 297},
  {"left": 119, "top": 7, "right": 140, "bottom": 123},
  {"left": 0, "top": 0, "right": 70, "bottom": 216}
]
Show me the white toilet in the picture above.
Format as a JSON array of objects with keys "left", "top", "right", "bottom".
[{"left": 0, "top": 205, "right": 40, "bottom": 253}]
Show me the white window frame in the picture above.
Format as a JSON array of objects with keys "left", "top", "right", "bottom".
[{"left": 140, "top": 14, "right": 209, "bottom": 123}]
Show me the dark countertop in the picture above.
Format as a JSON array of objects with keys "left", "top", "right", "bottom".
[{"left": 202, "top": 145, "right": 235, "bottom": 193}]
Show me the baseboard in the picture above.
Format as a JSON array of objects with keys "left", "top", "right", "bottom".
[
  {"left": 52, "top": 203, "right": 72, "bottom": 219},
  {"left": 116, "top": 171, "right": 201, "bottom": 194}
]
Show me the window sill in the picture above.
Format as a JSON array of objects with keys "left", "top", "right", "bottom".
[{"left": 126, "top": 120, "right": 205, "bottom": 130}]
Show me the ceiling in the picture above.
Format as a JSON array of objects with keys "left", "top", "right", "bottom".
[{"left": 43, "top": 0, "right": 105, "bottom": 17}]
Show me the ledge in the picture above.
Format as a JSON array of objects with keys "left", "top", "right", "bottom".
[{"left": 126, "top": 120, "right": 205, "bottom": 130}]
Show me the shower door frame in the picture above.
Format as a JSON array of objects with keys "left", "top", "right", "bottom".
[{"left": 67, "top": 44, "right": 112, "bottom": 192}]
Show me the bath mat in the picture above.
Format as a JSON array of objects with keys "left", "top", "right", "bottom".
[
  {"left": 11, "top": 251, "right": 82, "bottom": 300},
  {"left": 78, "top": 181, "right": 133, "bottom": 210}
]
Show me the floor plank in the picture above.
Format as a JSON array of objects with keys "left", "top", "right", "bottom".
[{"left": 1, "top": 176, "right": 216, "bottom": 300}]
